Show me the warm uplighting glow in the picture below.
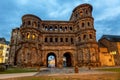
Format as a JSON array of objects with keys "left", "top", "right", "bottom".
[
  {"left": 32, "top": 34, "right": 36, "bottom": 39},
  {"left": 110, "top": 51, "right": 116, "bottom": 55},
  {"left": 27, "top": 33, "right": 30, "bottom": 39}
]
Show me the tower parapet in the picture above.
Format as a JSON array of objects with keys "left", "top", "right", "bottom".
[{"left": 70, "top": 3, "right": 93, "bottom": 21}]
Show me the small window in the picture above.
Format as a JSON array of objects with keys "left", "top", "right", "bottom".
[
  {"left": 45, "top": 26, "right": 48, "bottom": 31},
  {"left": 80, "top": 11, "right": 83, "bottom": 16},
  {"left": 60, "top": 26, "right": 62, "bottom": 31},
  {"left": 32, "top": 34, "right": 36, "bottom": 39},
  {"left": 71, "top": 38, "right": 73, "bottom": 43},
  {"left": 82, "top": 23, "right": 84, "bottom": 27},
  {"left": 27, "top": 33, "right": 30, "bottom": 39},
  {"left": 83, "top": 35, "right": 86, "bottom": 40},
  {"left": 88, "top": 22, "right": 90, "bottom": 26},
  {"left": 78, "top": 37, "right": 81, "bottom": 41},
  {"left": 89, "top": 34, "right": 92, "bottom": 39},
  {"left": 6, "top": 53, "right": 8, "bottom": 57},
  {"left": 33, "top": 22, "right": 37, "bottom": 27},
  {"left": 55, "top": 26, "right": 57, "bottom": 31},
  {"left": 65, "top": 27, "right": 67, "bottom": 31},
  {"left": 60, "top": 38, "right": 63, "bottom": 42},
  {"left": 55, "top": 38, "right": 58, "bottom": 42},
  {"left": 49, "top": 26, "right": 53, "bottom": 31},
  {"left": 7, "top": 48, "right": 9, "bottom": 51},
  {"left": 50, "top": 38, "right": 53, "bottom": 42},
  {"left": 38, "top": 22, "right": 40, "bottom": 27},
  {"left": 66, "top": 38, "right": 68, "bottom": 42},
  {"left": 70, "top": 27, "right": 72, "bottom": 30},
  {"left": 45, "top": 38, "right": 48, "bottom": 42},
  {"left": 86, "top": 10, "right": 88, "bottom": 14},
  {"left": 28, "top": 21, "right": 31, "bottom": 25}
]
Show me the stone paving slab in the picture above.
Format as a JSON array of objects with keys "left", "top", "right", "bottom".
[{"left": 0, "top": 72, "right": 37, "bottom": 79}]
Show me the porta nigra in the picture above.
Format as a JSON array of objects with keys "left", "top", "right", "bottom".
[{"left": 9, "top": 3, "right": 100, "bottom": 68}]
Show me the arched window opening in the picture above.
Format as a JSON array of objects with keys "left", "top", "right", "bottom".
[
  {"left": 60, "top": 38, "right": 63, "bottom": 42},
  {"left": 45, "top": 38, "right": 48, "bottom": 42},
  {"left": 33, "top": 22, "right": 37, "bottom": 27},
  {"left": 83, "top": 35, "right": 86, "bottom": 40},
  {"left": 82, "top": 23, "right": 84, "bottom": 27},
  {"left": 28, "top": 21, "right": 31, "bottom": 25},
  {"left": 32, "top": 34, "right": 36, "bottom": 39},
  {"left": 49, "top": 26, "right": 53, "bottom": 31},
  {"left": 45, "top": 26, "right": 48, "bottom": 31},
  {"left": 80, "top": 11, "right": 83, "bottom": 16},
  {"left": 55, "top": 38, "right": 58, "bottom": 42},
  {"left": 27, "top": 33, "right": 30, "bottom": 39},
  {"left": 86, "top": 10, "right": 88, "bottom": 14},
  {"left": 60, "top": 26, "right": 62, "bottom": 31},
  {"left": 65, "top": 27, "right": 67, "bottom": 31},
  {"left": 89, "top": 34, "right": 92, "bottom": 39},
  {"left": 38, "top": 22, "right": 40, "bottom": 27},
  {"left": 70, "top": 27, "right": 72, "bottom": 30},
  {"left": 66, "top": 38, "right": 68, "bottom": 42},
  {"left": 54, "top": 26, "right": 57, "bottom": 31},
  {"left": 88, "top": 22, "right": 90, "bottom": 26},
  {"left": 50, "top": 38, "right": 53, "bottom": 42},
  {"left": 71, "top": 38, "right": 73, "bottom": 43}
]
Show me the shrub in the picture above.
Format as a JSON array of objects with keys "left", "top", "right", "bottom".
[{"left": 0, "top": 65, "right": 6, "bottom": 72}]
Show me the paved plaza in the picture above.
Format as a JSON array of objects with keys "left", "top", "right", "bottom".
[{"left": 0, "top": 67, "right": 120, "bottom": 80}]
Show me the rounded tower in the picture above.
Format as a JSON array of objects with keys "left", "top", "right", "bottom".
[
  {"left": 70, "top": 3, "right": 99, "bottom": 66},
  {"left": 15, "top": 14, "right": 42, "bottom": 66}
]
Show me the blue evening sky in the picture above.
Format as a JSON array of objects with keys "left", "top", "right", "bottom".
[{"left": 0, "top": 0, "right": 120, "bottom": 41}]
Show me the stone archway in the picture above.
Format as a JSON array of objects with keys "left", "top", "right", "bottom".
[
  {"left": 63, "top": 52, "right": 72, "bottom": 67},
  {"left": 47, "top": 52, "right": 57, "bottom": 67}
]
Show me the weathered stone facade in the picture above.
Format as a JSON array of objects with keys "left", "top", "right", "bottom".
[{"left": 9, "top": 3, "right": 100, "bottom": 67}]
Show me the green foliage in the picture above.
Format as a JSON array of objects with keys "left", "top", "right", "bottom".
[
  {"left": 0, "top": 65, "right": 6, "bottom": 72},
  {"left": 97, "top": 68, "right": 120, "bottom": 72},
  {"left": 0, "top": 67, "right": 37, "bottom": 74}
]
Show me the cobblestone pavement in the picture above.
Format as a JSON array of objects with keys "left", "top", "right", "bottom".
[{"left": 35, "top": 67, "right": 117, "bottom": 76}]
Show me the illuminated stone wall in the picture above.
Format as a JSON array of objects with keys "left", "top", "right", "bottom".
[{"left": 9, "top": 3, "right": 100, "bottom": 67}]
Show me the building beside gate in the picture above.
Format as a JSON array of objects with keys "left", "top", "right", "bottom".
[
  {"left": 0, "top": 38, "right": 10, "bottom": 64},
  {"left": 98, "top": 35, "right": 120, "bottom": 66}
]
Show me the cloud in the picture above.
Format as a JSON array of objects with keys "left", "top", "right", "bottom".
[
  {"left": 94, "top": 6, "right": 120, "bottom": 21},
  {"left": 48, "top": 4, "right": 72, "bottom": 20},
  {"left": 0, "top": 0, "right": 120, "bottom": 41}
]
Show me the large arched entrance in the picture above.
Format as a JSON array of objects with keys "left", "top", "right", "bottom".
[
  {"left": 47, "top": 53, "right": 56, "bottom": 67},
  {"left": 63, "top": 52, "right": 72, "bottom": 67}
]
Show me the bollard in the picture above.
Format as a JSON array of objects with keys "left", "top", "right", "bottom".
[
  {"left": 74, "top": 65, "right": 79, "bottom": 73},
  {"left": 88, "top": 66, "right": 91, "bottom": 70}
]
